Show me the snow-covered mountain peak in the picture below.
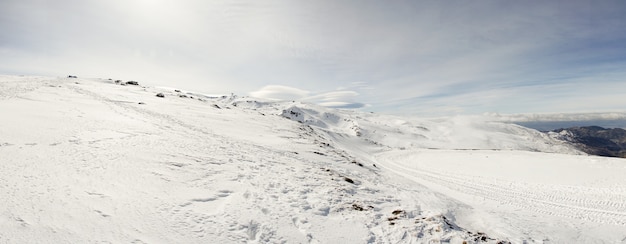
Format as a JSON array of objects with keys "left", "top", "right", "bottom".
[
  {"left": 277, "top": 102, "right": 581, "bottom": 155},
  {"left": 1, "top": 75, "right": 624, "bottom": 243}
]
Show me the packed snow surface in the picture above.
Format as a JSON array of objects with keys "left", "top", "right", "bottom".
[{"left": 1, "top": 75, "right": 625, "bottom": 243}]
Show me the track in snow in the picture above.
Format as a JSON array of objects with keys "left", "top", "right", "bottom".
[
  {"left": 3, "top": 76, "right": 625, "bottom": 243},
  {"left": 376, "top": 150, "right": 626, "bottom": 226}
]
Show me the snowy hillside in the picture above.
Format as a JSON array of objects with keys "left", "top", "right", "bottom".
[
  {"left": 280, "top": 104, "right": 581, "bottom": 153},
  {"left": 1, "top": 75, "right": 625, "bottom": 243}
]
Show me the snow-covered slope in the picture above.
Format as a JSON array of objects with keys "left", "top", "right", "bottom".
[
  {"left": 1, "top": 75, "right": 625, "bottom": 243},
  {"left": 280, "top": 103, "right": 581, "bottom": 153}
]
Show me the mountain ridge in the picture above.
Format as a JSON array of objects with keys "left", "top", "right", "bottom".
[
  {"left": 2, "top": 75, "right": 625, "bottom": 243},
  {"left": 549, "top": 126, "right": 626, "bottom": 158}
]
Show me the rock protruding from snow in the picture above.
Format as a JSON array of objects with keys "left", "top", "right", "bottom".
[
  {"left": 281, "top": 105, "right": 361, "bottom": 137},
  {"left": 1, "top": 75, "right": 621, "bottom": 243}
]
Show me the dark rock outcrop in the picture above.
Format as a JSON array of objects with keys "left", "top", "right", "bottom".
[{"left": 551, "top": 126, "right": 626, "bottom": 157}]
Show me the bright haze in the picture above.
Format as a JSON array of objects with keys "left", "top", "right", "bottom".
[{"left": 1, "top": 0, "right": 625, "bottom": 115}]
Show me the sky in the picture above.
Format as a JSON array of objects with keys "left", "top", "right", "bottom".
[{"left": 1, "top": 0, "right": 626, "bottom": 116}]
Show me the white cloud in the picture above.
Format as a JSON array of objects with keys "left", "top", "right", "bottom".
[
  {"left": 486, "top": 112, "right": 626, "bottom": 123},
  {"left": 302, "top": 91, "right": 358, "bottom": 102},
  {"left": 248, "top": 85, "right": 309, "bottom": 101},
  {"left": 317, "top": 101, "right": 366, "bottom": 109},
  {"left": 249, "top": 85, "right": 366, "bottom": 109},
  {"left": 1, "top": 0, "right": 626, "bottom": 115}
]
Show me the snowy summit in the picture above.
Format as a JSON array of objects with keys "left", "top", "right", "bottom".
[{"left": 1, "top": 75, "right": 625, "bottom": 243}]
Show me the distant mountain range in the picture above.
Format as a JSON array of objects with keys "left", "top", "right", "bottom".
[{"left": 550, "top": 126, "right": 626, "bottom": 158}]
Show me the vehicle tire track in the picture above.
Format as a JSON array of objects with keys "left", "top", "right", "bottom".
[{"left": 377, "top": 154, "right": 626, "bottom": 226}]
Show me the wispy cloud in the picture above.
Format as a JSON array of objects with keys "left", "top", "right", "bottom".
[{"left": 1, "top": 0, "right": 625, "bottom": 115}]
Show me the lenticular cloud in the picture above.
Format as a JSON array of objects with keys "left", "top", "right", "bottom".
[{"left": 249, "top": 85, "right": 367, "bottom": 109}]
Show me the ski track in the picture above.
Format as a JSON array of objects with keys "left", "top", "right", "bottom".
[
  {"left": 377, "top": 152, "right": 626, "bottom": 226},
  {"left": 2, "top": 76, "right": 625, "bottom": 243}
]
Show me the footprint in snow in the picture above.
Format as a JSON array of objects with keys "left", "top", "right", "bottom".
[
  {"left": 191, "top": 197, "right": 218, "bottom": 202},
  {"left": 192, "top": 190, "right": 233, "bottom": 200},
  {"left": 179, "top": 192, "right": 234, "bottom": 215},
  {"left": 94, "top": 210, "right": 110, "bottom": 217},
  {"left": 217, "top": 190, "right": 233, "bottom": 197}
]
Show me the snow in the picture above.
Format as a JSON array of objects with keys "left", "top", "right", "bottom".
[
  {"left": 1, "top": 75, "right": 625, "bottom": 243},
  {"left": 375, "top": 150, "right": 626, "bottom": 242}
]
